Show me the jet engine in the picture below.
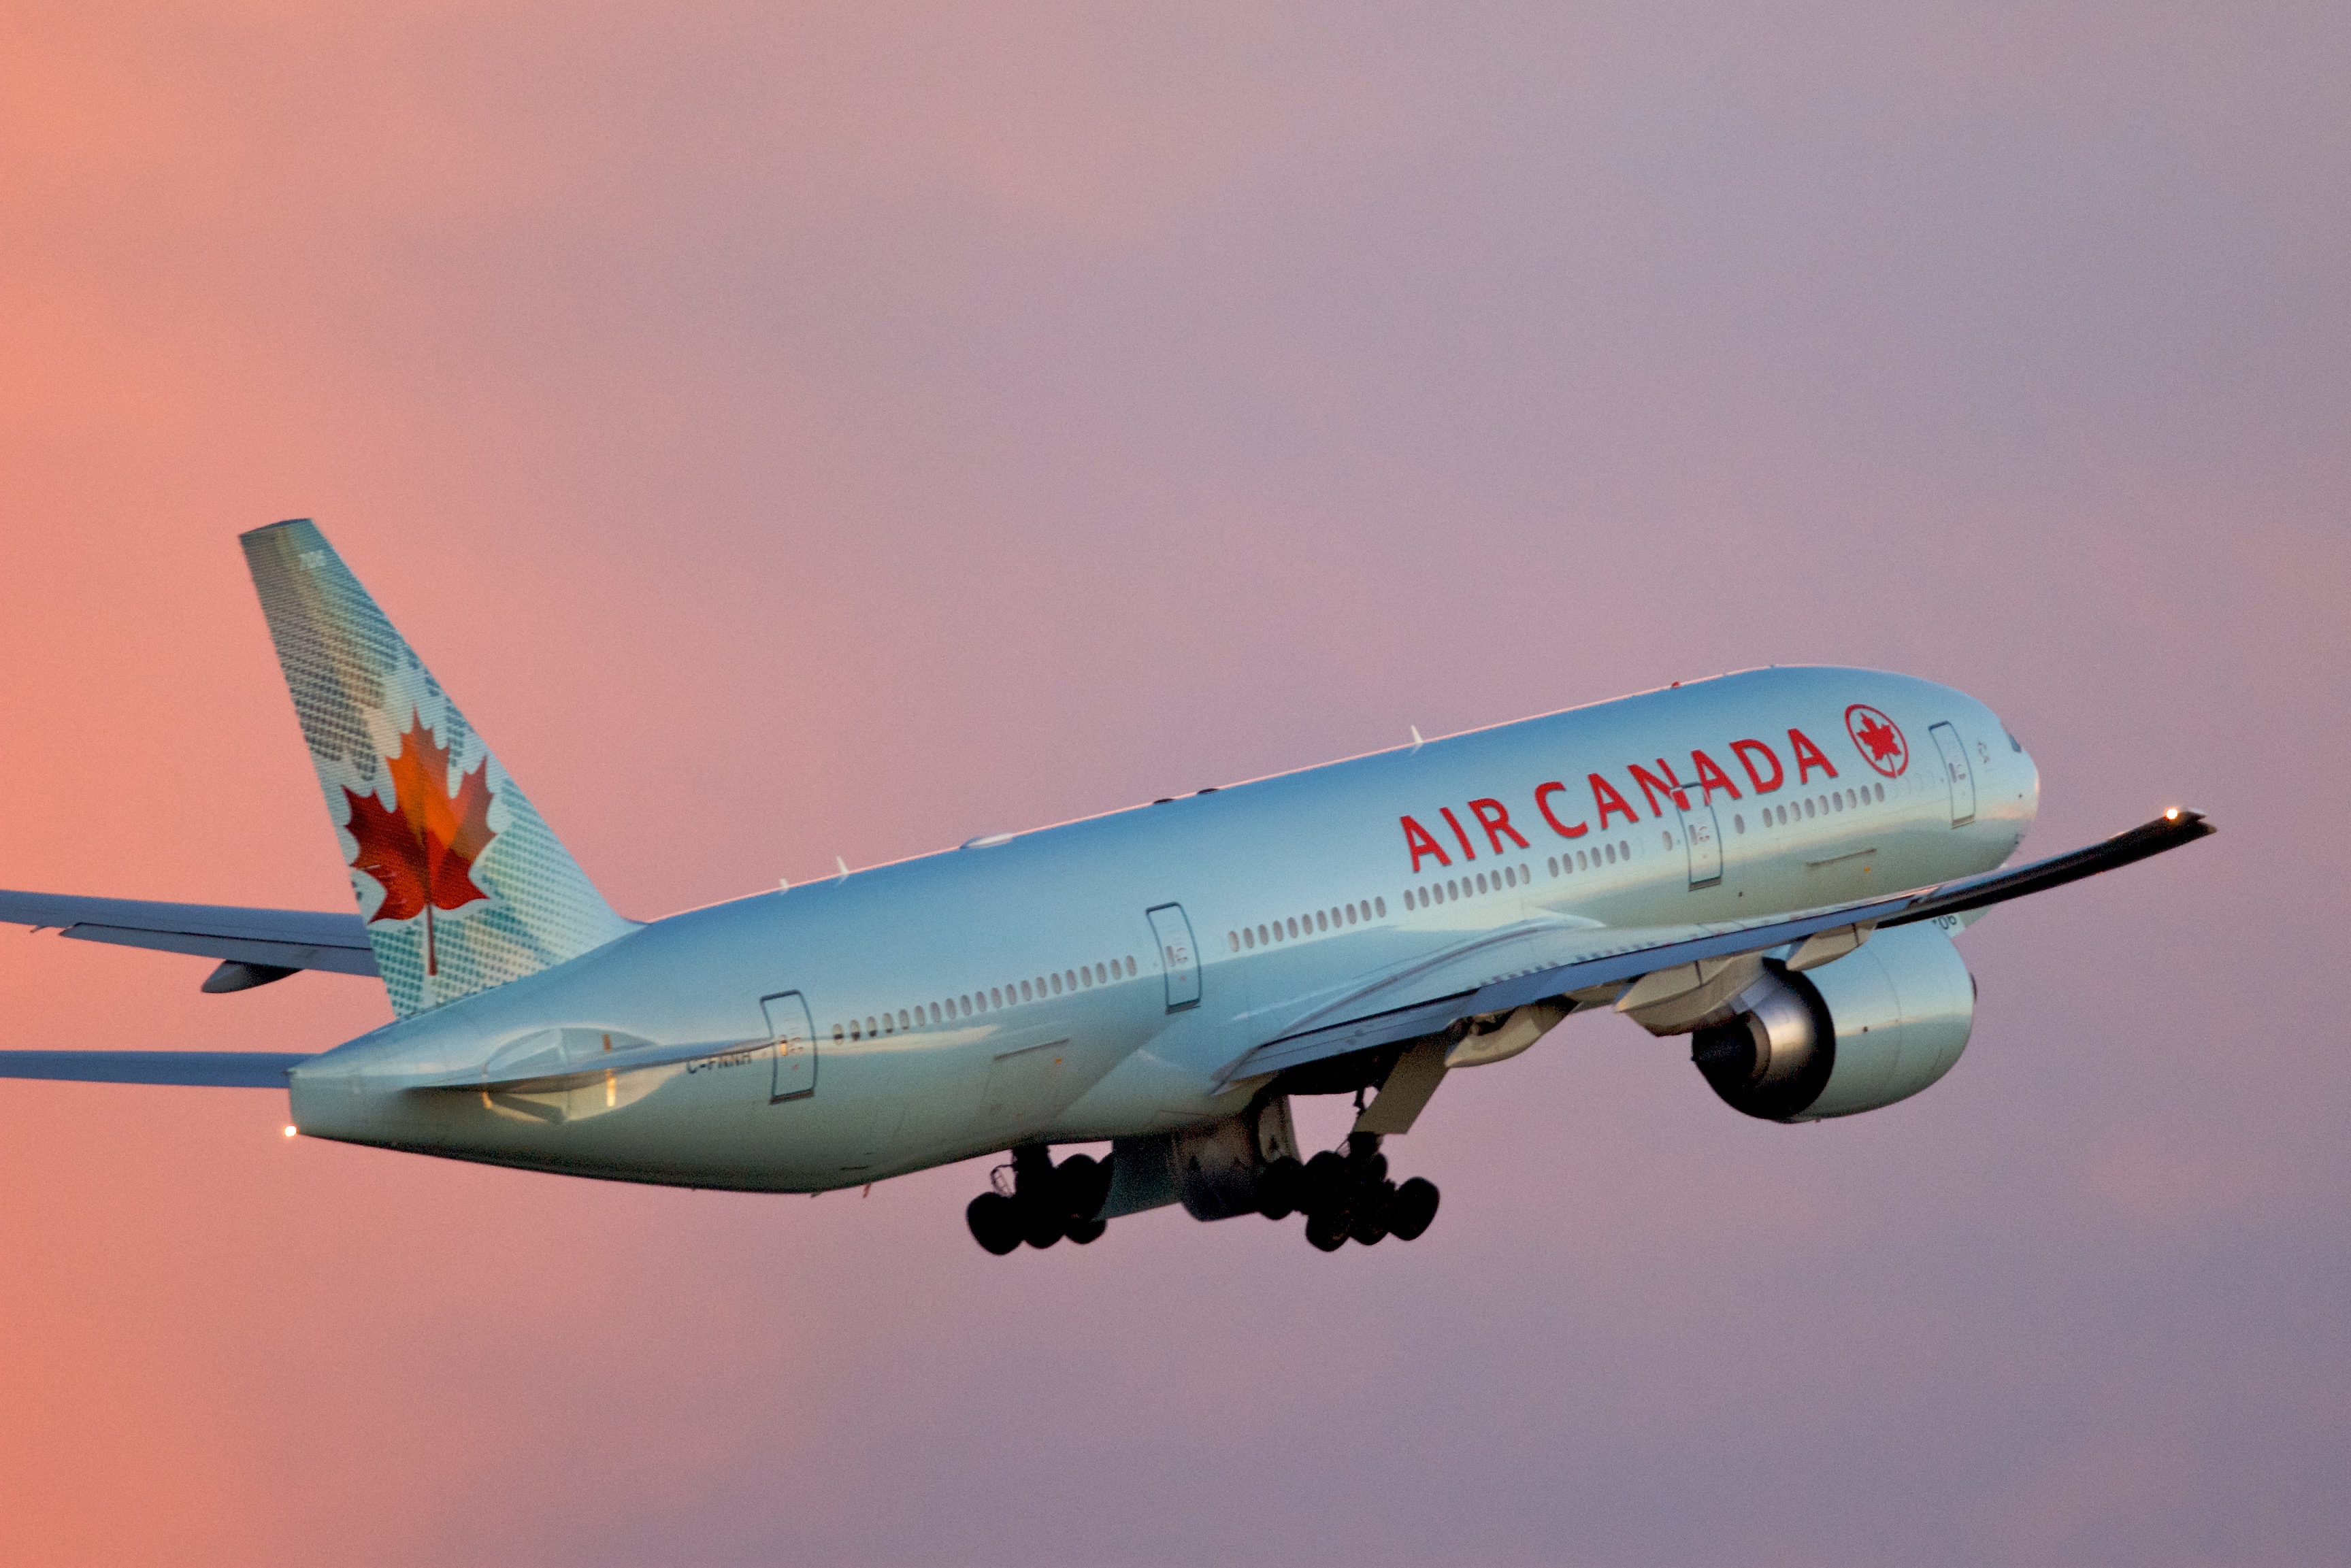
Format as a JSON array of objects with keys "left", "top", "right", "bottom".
[{"left": 1690, "top": 923, "right": 1974, "bottom": 1122}]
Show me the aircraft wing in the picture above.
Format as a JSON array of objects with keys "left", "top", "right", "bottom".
[
  {"left": 0, "top": 889, "right": 376, "bottom": 990},
  {"left": 1216, "top": 808, "right": 2213, "bottom": 1087},
  {"left": 0, "top": 1051, "right": 314, "bottom": 1086}
]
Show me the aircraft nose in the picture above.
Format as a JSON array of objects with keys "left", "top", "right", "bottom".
[{"left": 1999, "top": 719, "right": 2041, "bottom": 825}]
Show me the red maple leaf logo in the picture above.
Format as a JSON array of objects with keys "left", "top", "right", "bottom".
[
  {"left": 1844, "top": 704, "right": 1909, "bottom": 778},
  {"left": 343, "top": 714, "right": 496, "bottom": 974}
]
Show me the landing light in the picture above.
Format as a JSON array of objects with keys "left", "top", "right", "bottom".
[
  {"left": 282, "top": 1124, "right": 297, "bottom": 1138},
  {"left": 2165, "top": 807, "right": 2180, "bottom": 820}
]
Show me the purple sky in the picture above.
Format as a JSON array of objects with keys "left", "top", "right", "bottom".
[{"left": 1, "top": 5, "right": 2345, "bottom": 1563}]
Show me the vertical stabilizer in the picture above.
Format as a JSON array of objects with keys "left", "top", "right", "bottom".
[{"left": 242, "top": 520, "right": 634, "bottom": 1016}]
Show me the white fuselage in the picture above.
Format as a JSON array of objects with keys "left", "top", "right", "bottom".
[{"left": 288, "top": 666, "right": 2038, "bottom": 1188}]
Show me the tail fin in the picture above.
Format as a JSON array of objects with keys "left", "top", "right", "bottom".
[{"left": 241, "top": 520, "right": 634, "bottom": 1016}]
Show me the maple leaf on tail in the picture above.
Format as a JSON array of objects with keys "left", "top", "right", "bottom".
[{"left": 342, "top": 713, "right": 497, "bottom": 975}]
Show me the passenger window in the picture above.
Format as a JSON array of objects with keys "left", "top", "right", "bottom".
[
  {"left": 832, "top": 1024, "right": 844, "bottom": 1041},
  {"left": 1345, "top": 905, "right": 1358, "bottom": 925},
  {"left": 1733, "top": 814, "right": 1745, "bottom": 833},
  {"left": 1019, "top": 980, "right": 1032, "bottom": 1001},
  {"left": 1375, "top": 897, "right": 1386, "bottom": 916}
]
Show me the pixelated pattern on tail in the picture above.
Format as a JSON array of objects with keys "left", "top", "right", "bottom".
[{"left": 242, "top": 520, "right": 634, "bottom": 1016}]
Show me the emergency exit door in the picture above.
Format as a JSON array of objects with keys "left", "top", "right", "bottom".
[
  {"left": 1676, "top": 794, "right": 1724, "bottom": 888},
  {"left": 1146, "top": 904, "right": 1200, "bottom": 1012},
  {"left": 763, "top": 991, "right": 817, "bottom": 1102},
  {"left": 1928, "top": 722, "right": 1977, "bottom": 827}
]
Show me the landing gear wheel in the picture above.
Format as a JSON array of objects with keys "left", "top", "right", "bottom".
[
  {"left": 966, "top": 1192, "right": 1021, "bottom": 1255},
  {"left": 1055, "top": 1153, "right": 1113, "bottom": 1220},
  {"left": 1257, "top": 1156, "right": 1304, "bottom": 1220},
  {"left": 1349, "top": 1189, "right": 1392, "bottom": 1247},
  {"left": 1065, "top": 1216, "right": 1107, "bottom": 1245},
  {"left": 1022, "top": 1204, "right": 1064, "bottom": 1250},
  {"left": 1304, "top": 1208, "right": 1349, "bottom": 1252},
  {"left": 1302, "top": 1150, "right": 1347, "bottom": 1214},
  {"left": 1389, "top": 1177, "right": 1440, "bottom": 1241}
]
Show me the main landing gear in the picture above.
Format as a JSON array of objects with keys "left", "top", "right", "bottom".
[
  {"left": 1255, "top": 1132, "right": 1439, "bottom": 1251},
  {"left": 966, "top": 1144, "right": 1115, "bottom": 1254}
]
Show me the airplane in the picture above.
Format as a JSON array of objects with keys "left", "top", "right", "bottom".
[{"left": 0, "top": 521, "right": 2212, "bottom": 1253}]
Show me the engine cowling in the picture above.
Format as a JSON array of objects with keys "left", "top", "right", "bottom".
[
  {"left": 1690, "top": 923, "right": 1974, "bottom": 1122},
  {"left": 1103, "top": 1095, "right": 1301, "bottom": 1220}
]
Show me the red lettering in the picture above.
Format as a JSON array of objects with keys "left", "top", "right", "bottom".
[
  {"left": 1438, "top": 806, "right": 1479, "bottom": 861},
  {"left": 1729, "top": 738, "right": 1783, "bottom": 793},
  {"left": 1789, "top": 727, "right": 1839, "bottom": 784},
  {"left": 1626, "top": 760, "right": 1691, "bottom": 818},
  {"left": 1534, "top": 781, "right": 1589, "bottom": 838},
  {"left": 1468, "top": 797, "right": 1530, "bottom": 852},
  {"left": 1400, "top": 815, "right": 1451, "bottom": 871},
  {"left": 1690, "top": 748, "right": 1742, "bottom": 801},
  {"left": 1589, "top": 773, "right": 1640, "bottom": 829}
]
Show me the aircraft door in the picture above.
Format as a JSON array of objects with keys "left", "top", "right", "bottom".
[
  {"left": 763, "top": 991, "right": 818, "bottom": 1101},
  {"left": 1928, "top": 722, "right": 1977, "bottom": 827},
  {"left": 1676, "top": 794, "right": 1724, "bottom": 888},
  {"left": 1146, "top": 904, "right": 1201, "bottom": 1012}
]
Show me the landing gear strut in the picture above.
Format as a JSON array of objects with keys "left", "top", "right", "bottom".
[
  {"left": 1255, "top": 1132, "right": 1439, "bottom": 1250},
  {"left": 966, "top": 1144, "right": 1114, "bottom": 1254}
]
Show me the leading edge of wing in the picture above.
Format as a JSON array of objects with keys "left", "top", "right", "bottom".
[
  {"left": 0, "top": 890, "right": 378, "bottom": 978},
  {"left": 1217, "top": 808, "right": 2214, "bottom": 1087},
  {"left": 0, "top": 1051, "right": 315, "bottom": 1087}
]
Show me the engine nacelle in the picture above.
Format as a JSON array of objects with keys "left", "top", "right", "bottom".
[
  {"left": 1102, "top": 1096, "right": 1301, "bottom": 1220},
  {"left": 1690, "top": 924, "right": 1974, "bottom": 1122}
]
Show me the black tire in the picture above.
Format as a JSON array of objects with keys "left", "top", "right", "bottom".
[
  {"left": 1303, "top": 1150, "right": 1347, "bottom": 1211},
  {"left": 1257, "top": 1156, "right": 1304, "bottom": 1220},
  {"left": 1304, "top": 1208, "right": 1349, "bottom": 1252},
  {"left": 1065, "top": 1216, "right": 1107, "bottom": 1245},
  {"left": 966, "top": 1192, "right": 1022, "bottom": 1255},
  {"left": 1349, "top": 1191, "right": 1391, "bottom": 1247},
  {"left": 1022, "top": 1202, "right": 1064, "bottom": 1250},
  {"left": 1390, "top": 1177, "right": 1440, "bottom": 1241},
  {"left": 1055, "top": 1153, "right": 1109, "bottom": 1220}
]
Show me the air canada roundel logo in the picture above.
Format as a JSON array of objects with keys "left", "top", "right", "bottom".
[{"left": 1845, "top": 704, "right": 1909, "bottom": 777}]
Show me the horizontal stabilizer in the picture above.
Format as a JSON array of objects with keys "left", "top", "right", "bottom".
[
  {"left": 0, "top": 1051, "right": 314, "bottom": 1087},
  {"left": 0, "top": 890, "right": 376, "bottom": 980}
]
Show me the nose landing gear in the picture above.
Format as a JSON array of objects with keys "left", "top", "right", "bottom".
[
  {"left": 1256, "top": 1132, "right": 1438, "bottom": 1250},
  {"left": 966, "top": 1144, "right": 1115, "bottom": 1254}
]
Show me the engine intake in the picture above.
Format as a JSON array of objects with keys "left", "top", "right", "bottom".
[{"left": 1692, "top": 923, "right": 1974, "bottom": 1122}]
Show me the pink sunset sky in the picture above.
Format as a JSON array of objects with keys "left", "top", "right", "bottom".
[{"left": 1, "top": 5, "right": 2345, "bottom": 1565}]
